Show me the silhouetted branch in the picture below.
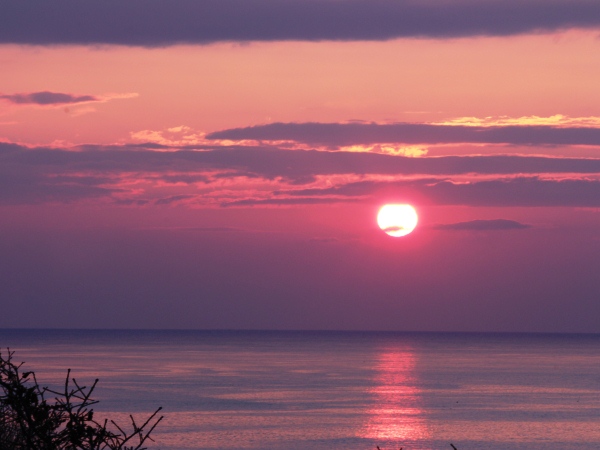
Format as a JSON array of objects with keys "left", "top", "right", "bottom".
[{"left": 0, "top": 348, "right": 162, "bottom": 450}]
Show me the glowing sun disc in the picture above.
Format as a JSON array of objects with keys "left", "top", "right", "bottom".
[{"left": 377, "top": 204, "right": 418, "bottom": 237}]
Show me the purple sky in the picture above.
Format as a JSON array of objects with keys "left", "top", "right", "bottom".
[{"left": 1, "top": 0, "right": 599, "bottom": 332}]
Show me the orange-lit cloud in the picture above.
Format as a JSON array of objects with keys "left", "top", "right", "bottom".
[
  {"left": 435, "top": 114, "right": 600, "bottom": 128},
  {"left": 130, "top": 126, "right": 207, "bottom": 147}
]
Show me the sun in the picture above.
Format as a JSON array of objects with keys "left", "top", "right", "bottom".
[{"left": 377, "top": 204, "right": 418, "bottom": 237}]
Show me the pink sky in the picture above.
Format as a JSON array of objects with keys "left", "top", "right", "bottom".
[{"left": 1, "top": 1, "right": 600, "bottom": 332}]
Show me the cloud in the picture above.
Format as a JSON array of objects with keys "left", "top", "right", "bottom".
[
  {"left": 113, "top": 198, "right": 151, "bottom": 206},
  {"left": 0, "top": 166, "right": 118, "bottom": 204},
  {"left": 130, "top": 126, "right": 207, "bottom": 146},
  {"left": 432, "top": 219, "right": 531, "bottom": 231},
  {"left": 1, "top": 0, "right": 600, "bottom": 46},
  {"left": 434, "top": 114, "right": 600, "bottom": 128},
  {"left": 0, "top": 92, "right": 138, "bottom": 112},
  {"left": 222, "top": 197, "right": 359, "bottom": 207},
  {"left": 282, "top": 177, "right": 600, "bottom": 207},
  {"left": 0, "top": 91, "right": 99, "bottom": 105},
  {"left": 2, "top": 141, "right": 600, "bottom": 206},
  {"left": 160, "top": 174, "right": 211, "bottom": 184},
  {"left": 154, "top": 194, "right": 196, "bottom": 205},
  {"left": 4, "top": 142, "right": 600, "bottom": 181},
  {"left": 206, "top": 122, "right": 600, "bottom": 147}
]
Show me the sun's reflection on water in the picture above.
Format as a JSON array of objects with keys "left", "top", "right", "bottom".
[{"left": 362, "top": 346, "right": 430, "bottom": 447}]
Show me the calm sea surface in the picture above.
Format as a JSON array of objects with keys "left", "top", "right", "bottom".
[{"left": 0, "top": 330, "right": 598, "bottom": 450}]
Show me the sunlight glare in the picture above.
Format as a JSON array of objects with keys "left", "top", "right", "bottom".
[{"left": 377, "top": 204, "right": 418, "bottom": 237}]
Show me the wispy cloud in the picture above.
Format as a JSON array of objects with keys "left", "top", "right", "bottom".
[
  {"left": 432, "top": 219, "right": 531, "bottom": 231},
  {"left": 1, "top": 0, "right": 600, "bottom": 46}
]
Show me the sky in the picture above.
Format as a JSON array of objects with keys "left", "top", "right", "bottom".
[{"left": 1, "top": 0, "right": 600, "bottom": 333}]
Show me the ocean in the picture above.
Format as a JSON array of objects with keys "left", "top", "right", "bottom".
[{"left": 0, "top": 330, "right": 598, "bottom": 450}]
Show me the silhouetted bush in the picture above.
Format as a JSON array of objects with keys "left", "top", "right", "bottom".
[{"left": 0, "top": 349, "right": 162, "bottom": 450}]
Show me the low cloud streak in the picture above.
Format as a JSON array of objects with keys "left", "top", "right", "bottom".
[
  {"left": 432, "top": 219, "right": 531, "bottom": 231},
  {"left": 0, "top": 91, "right": 99, "bottom": 105}
]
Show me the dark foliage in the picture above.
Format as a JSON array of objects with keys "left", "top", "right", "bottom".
[{"left": 0, "top": 349, "right": 162, "bottom": 450}]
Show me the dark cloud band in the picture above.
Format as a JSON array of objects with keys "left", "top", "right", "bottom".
[
  {"left": 3, "top": 143, "right": 600, "bottom": 180},
  {"left": 1, "top": 0, "right": 600, "bottom": 46},
  {"left": 2, "top": 142, "right": 600, "bottom": 206},
  {"left": 207, "top": 122, "right": 600, "bottom": 147}
]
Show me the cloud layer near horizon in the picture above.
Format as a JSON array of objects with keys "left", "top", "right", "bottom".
[
  {"left": 2, "top": 0, "right": 600, "bottom": 46},
  {"left": 2, "top": 141, "right": 600, "bottom": 207},
  {"left": 224, "top": 177, "right": 600, "bottom": 208}
]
